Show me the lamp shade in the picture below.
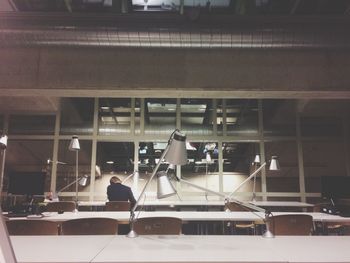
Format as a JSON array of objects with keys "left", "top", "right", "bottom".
[
  {"left": 157, "top": 171, "right": 177, "bottom": 199},
  {"left": 253, "top": 154, "right": 261, "bottom": 164},
  {"left": 69, "top": 135, "right": 80, "bottom": 151},
  {"left": 269, "top": 156, "right": 280, "bottom": 170},
  {"left": 164, "top": 131, "right": 187, "bottom": 165},
  {"left": 78, "top": 175, "right": 88, "bottom": 186},
  {"left": 206, "top": 152, "right": 212, "bottom": 163},
  {"left": 0, "top": 135, "right": 8, "bottom": 150}
]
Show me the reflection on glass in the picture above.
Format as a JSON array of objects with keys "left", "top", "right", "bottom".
[
  {"left": 138, "top": 141, "right": 169, "bottom": 173},
  {"left": 135, "top": 99, "right": 141, "bottom": 134},
  {"left": 181, "top": 99, "right": 214, "bottom": 136},
  {"left": 98, "top": 98, "right": 131, "bottom": 135},
  {"left": 303, "top": 141, "right": 346, "bottom": 193},
  {"left": 4, "top": 140, "right": 54, "bottom": 192},
  {"left": 265, "top": 141, "right": 299, "bottom": 192},
  {"left": 226, "top": 99, "right": 258, "bottom": 136},
  {"left": 145, "top": 99, "right": 176, "bottom": 135},
  {"left": 222, "top": 142, "right": 260, "bottom": 197},
  {"left": 263, "top": 99, "right": 296, "bottom": 136},
  {"left": 96, "top": 142, "right": 134, "bottom": 174},
  {"left": 0, "top": 115, "right": 3, "bottom": 134},
  {"left": 60, "top": 98, "right": 94, "bottom": 135},
  {"left": 182, "top": 141, "right": 220, "bottom": 193},
  {"left": 9, "top": 115, "right": 55, "bottom": 135},
  {"left": 56, "top": 140, "right": 92, "bottom": 196}
]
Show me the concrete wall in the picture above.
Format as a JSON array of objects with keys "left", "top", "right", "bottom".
[{"left": 1, "top": 47, "right": 350, "bottom": 98}]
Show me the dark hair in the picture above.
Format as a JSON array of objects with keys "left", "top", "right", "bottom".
[{"left": 110, "top": 176, "right": 121, "bottom": 184}]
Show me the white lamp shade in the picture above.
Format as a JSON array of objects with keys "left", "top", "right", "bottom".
[
  {"left": 0, "top": 135, "right": 8, "bottom": 149},
  {"left": 253, "top": 154, "right": 261, "bottom": 164},
  {"left": 69, "top": 135, "right": 80, "bottom": 151},
  {"left": 78, "top": 175, "right": 88, "bottom": 186},
  {"left": 206, "top": 152, "right": 212, "bottom": 163},
  {"left": 164, "top": 131, "right": 187, "bottom": 165},
  {"left": 157, "top": 171, "right": 177, "bottom": 199},
  {"left": 269, "top": 156, "right": 280, "bottom": 170}
]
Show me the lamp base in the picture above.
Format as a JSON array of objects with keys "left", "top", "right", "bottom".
[
  {"left": 262, "top": 230, "right": 275, "bottom": 238},
  {"left": 126, "top": 229, "right": 138, "bottom": 238}
]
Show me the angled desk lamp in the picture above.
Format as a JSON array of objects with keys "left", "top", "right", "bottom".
[
  {"left": 68, "top": 135, "right": 80, "bottom": 212},
  {"left": 127, "top": 129, "right": 187, "bottom": 238},
  {"left": 0, "top": 135, "right": 16, "bottom": 263},
  {"left": 158, "top": 155, "right": 280, "bottom": 238},
  {"left": 52, "top": 174, "right": 89, "bottom": 202}
]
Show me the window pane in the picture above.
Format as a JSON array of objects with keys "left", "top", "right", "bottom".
[
  {"left": 145, "top": 99, "right": 176, "bottom": 135},
  {"left": 226, "top": 99, "right": 258, "bottom": 136},
  {"left": 135, "top": 99, "right": 141, "bottom": 135},
  {"left": 300, "top": 100, "right": 349, "bottom": 137},
  {"left": 223, "top": 142, "right": 260, "bottom": 199},
  {"left": 4, "top": 140, "right": 54, "bottom": 193},
  {"left": 60, "top": 98, "right": 94, "bottom": 135},
  {"left": 263, "top": 99, "right": 296, "bottom": 136},
  {"left": 265, "top": 141, "right": 299, "bottom": 192},
  {"left": 182, "top": 141, "right": 220, "bottom": 195},
  {"left": 98, "top": 98, "right": 131, "bottom": 135},
  {"left": 56, "top": 140, "right": 92, "bottom": 198},
  {"left": 9, "top": 115, "right": 55, "bottom": 135},
  {"left": 303, "top": 141, "right": 346, "bottom": 193},
  {"left": 181, "top": 99, "right": 213, "bottom": 136},
  {"left": 0, "top": 115, "right": 3, "bottom": 134}
]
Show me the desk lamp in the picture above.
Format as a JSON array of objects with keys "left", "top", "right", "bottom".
[
  {"left": 127, "top": 130, "right": 187, "bottom": 238},
  {"left": 158, "top": 156, "right": 280, "bottom": 238},
  {"left": 0, "top": 135, "right": 16, "bottom": 262},
  {"left": 0, "top": 135, "right": 8, "bottom": 202},
  {"left": 68, "top": 135, "right": 80, "bottom": 212}
]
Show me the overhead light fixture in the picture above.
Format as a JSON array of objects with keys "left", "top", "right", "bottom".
[
  {"left": 69, "top": 135, "right": 80, "bottom": 212},
  {"left": 127, "top": 129, "right": 187, "bottom": 238},
  {"left": 106, "top": 161, "right": 114, "bottom": 164}
]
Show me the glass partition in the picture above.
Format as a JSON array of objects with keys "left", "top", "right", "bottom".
[
  {"left": 226, "top": 99, "right": 259, "bottom": 136},
  {"left": 4, "top": 140, "right": 54, "bottom": 193},
  {"left": 265, "top": 141, "right": 299, "bottom": 192},
  {"left": 98, "top": 98, "right": 131, "bottom": 135},
  {"left": 8, "top": 115, "right": 55, "bottom": 135},
  {"left": 60, "top": 98, "right": 94, "bottom": 135},
  {"left": 263, "top": 99, "right": 296, "bottom": 136},
  {"left": 181, "top": 99, "right": 214, "bottom": 136},
  {"left": 56, "top": 140, "right": 92, "bottom": 197},
  {"left": 145, "top": 99, "right": 176, "bottom": 135}
]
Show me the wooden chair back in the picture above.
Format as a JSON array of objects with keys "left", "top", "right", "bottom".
[
  {"left": 133, "top": 217, "right": 182, "bottom": 235},
  {"left": 61, "top": 218, "right": 118, "bottom": 235},
  {"left": 6, "top": 220, "right": 59, "bottom": 235},
  {"left": 270, "top": 214, "right": 313, "bottom": 235},
  {"left": 46, "top": 201, "right": 76, "bottom": 212},
  {"left": 105, "top": 201, "right": 131, "bottom": 211}
]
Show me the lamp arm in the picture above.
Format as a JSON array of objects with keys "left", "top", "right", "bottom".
[
  {"left": 131, "top": 144, "right": 170, "bottom": 215},
  {"left": 56, "top": 175, "right": 86, "bottom": 194},
  {"left": 122, "top": 171, "right": 136, "bottom": 184},
  {"left": 227, "top": 162, "right": 267, "bottom": 199},
  {"left": 178, "top": 178, "right": 227, "bottom": 199}
]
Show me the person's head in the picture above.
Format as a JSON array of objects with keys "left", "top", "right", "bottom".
[{"left": 110, "top": 176, "right": 122, "bottom": 185}]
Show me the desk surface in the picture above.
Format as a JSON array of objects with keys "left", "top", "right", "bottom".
[
  {"left": 10, "top": 235, "right": 350, "bottom": 263},
  {"left": 7, "top": 211, "right": 350, "bottom": 223},
  {"left": 77, "top": 200, "right": 314, "bottom": 207}
]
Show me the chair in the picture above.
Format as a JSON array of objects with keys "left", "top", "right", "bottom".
[
  {"left": 61, "top": 218, "right": 118, "bottom": 235},
  {"left": 269, "top": 214, "right": 313, "bottom": 235},
  {"left": 313, "top": 203, "right": 343, "bottom": 235},
  {"left": 225, "top": 201, "right": 257, "bottom": 235},
  {"left": 45, "top": 201, "right": 76, "bottom": 212},
  {"left": 6, "top": 220, "right": 59, "bottom": 235},
  {"left": 133, "top": 217, "right": 182, "bottom": 235},
  {"left": 105, "top": 201, "right": 131, "bottom": 211}
]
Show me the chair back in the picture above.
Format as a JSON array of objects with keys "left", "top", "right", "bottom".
[
  {"left": 105, "top": 201, "right": 131, "bottom": 211},
  {"left": 270, "top": 214, "right": 313, "bottom": 235},
  {"left": 6, "top": 220, "right": 59, "bottom": 235},
  {"left": 133, "top": 217, "right": 182, "bottom": 235},
  {"left": 46, "top": 201, "right": 76, "bottom": 212},
  {"left": 61, "top": 218, "right": 118, "bottom": 235}
]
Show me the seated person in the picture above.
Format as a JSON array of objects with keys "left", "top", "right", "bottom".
[{"left": 107, "top": 176, "right": 136, "bottom": 209}]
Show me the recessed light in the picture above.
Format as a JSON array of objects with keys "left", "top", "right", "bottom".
[{"left": 106, "top": 161, "right": 114, "bottom": 164}]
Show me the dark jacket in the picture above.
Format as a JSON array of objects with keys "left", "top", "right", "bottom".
[{"left": 107, "top": 183, "right": 136, "bottom": 208}]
